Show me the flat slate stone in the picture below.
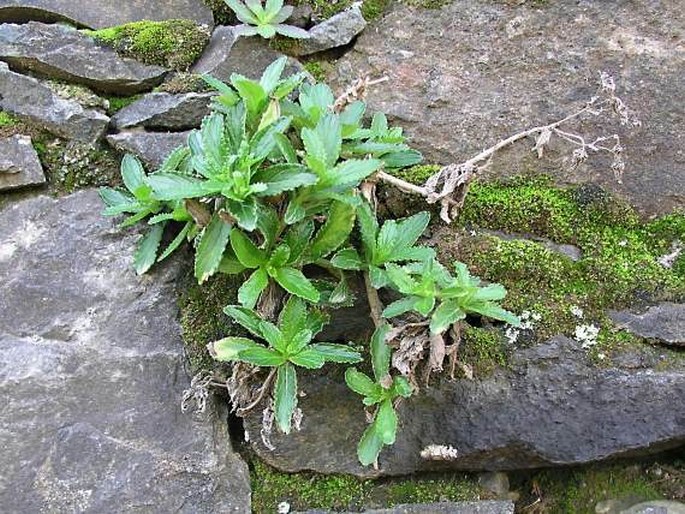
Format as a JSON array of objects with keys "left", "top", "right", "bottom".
[
  {"left": 0, "top": 190, "right": 250, "bottom": 513},
  {"left": 332, "top": 0, "right": 685, "bottom": 216},
  {"left": 107, "top": 130, "right": 191, "bottom": 169},
  {"left": 0, "top": 22, "right": 167, "bottom": 94},
  {"left": 609, "top": 303, "right": 685, "bottom": 347},
  {"left": 112, "top": 92, "right": 214, "bottom": 131},
  {"left": 192, "top": 29, "right": 303, "bottom": 81},
  {"left": 292, "top": 4, "right": 367, "bottom": 56},
  {"left": 244, "top": 336, "right": 685, "bottom": 477},
  {"left": 0, "top": 0, "right": 213, "bottom": 30},
  {"left": 0, "top": 134, "right": 45, "bottom": 190},
  {"left": 0, "top": 62, "right": 109, "bottom": 143},
  {"left": 300, "top": 500, "right": 515, "bottom": 514}
]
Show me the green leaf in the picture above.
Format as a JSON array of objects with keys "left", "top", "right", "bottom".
[
  {"left": 202, "top": 74, "right": 239, "bottom": 104},
  {"left": 414, "top": 296, "right": 436, "bottom": 316},
  {"left": 224, "top": 0, "right": 260, "bottom": 24},
  {"left": 330, "top": 247, "right": 363, "bottom": 270},
  {"left": 258, "top": 320, "right": 285, "bottom": 349},
  {"left": 357, "top": 201, "right": 378, "bottom": 260},
  {"left": 158, "top": 221, "right": 192, "bottom": 262},
  {"left": 375, "top": 399, "right": 398, "bottom": 445},
  {"left": 278, "top": 296, "right": 308, "bottom": 341},
  {"left": 429, "top": 299, "right": 466, "bottom": 334},
  {"left": 231, "top": 229, "right": 266, "bottom": 268},
  {"left": 274, "top": 363, "right": 298, "bottom": 434},
  {"left": 392, "top": 376, "right": 413, "bottom": 398},
  {"left": 273, "top": 267, "right": 320, "bottom": 303},
  {"left": 218, "top": 249, "right": 247, "bottom": 275},
  {"left": 120, "top": 154, "right": 146, "bottom": 195},
  {"left": 227, "top": 199, "right": 259, "bottom": 232},
  {"left": 380, "top": 150, "right": 423, "bottom": 169},
  {"left": 268, "top": 244, "right": 291, "bottom": 269},
  {"left": 147, "top": 173, "right": 221, "bottom": 201},
  {"left": 471, "top": 283, "right": 508, "bottom": 302},
  {"left": 317, "top": 114, "right": 342, "bottom": 168},
  {"left": 99, "top": 187, "right": 133, "bottom": 208},
  {"left": 284, "top": 220, "right": 314, "bottom": 263},
  {"left": 371, "top": 323, "right": 392, "bottom": 382},
  {"left": 274, "top": 24, "right": 310, "bottom": 39},
  {"left": 289, "top": 348, "right": 326, "bottom": 369},
  {"left": 392, "top": 212, "right": 431, "bottom": 258},
  {"left": 274, "top": 132, "right": 298, "bottom": 163},
  {"left": 223, "top": 305, "right": 264, "bottom": 338},
  {"left": 210, "top": 336, "right": 260, "bottom": 362},
  {"left": 311, "top": 343, "right": 362, "bottom": 364},
  {"left": 369, "top": 265, "right": 389, "bottom": 288},
  {"left": 467, "top": 302, "right": 520, "bottom": 327},
  {"left": 385, "top": 264, "right": 417, "bottom": 294},
  {"left": 240, "top": 346, "right": 286, "bottom": 367},
  {"left": 357, "top": 422, "right": 384, "bottom": 467},
  {"left": 238, "top": 268, "right": 269, "bottom": 308},
  {"left": 325, "top": 158, "right": 381, "bottom": 190},
  {"left": 308, "top": 201, "right": 356, "bottom": 261},
  {"left": 285, "top": 328, "right": 313, "bottom": 355},
  {"left": 258, "top": 98, "right": 281, "bottom": 131},
  {"left": 256, "top": 24, "right": 277, "bottom": 39},
  {"left": 382, "top": 296, "right": 418, "bottom": 319},
  {"left": 134, "top": 223, "right": 164, "bottom": 275},
  {"left": 230, "top": 74, "right": 267, "bottom": 118},
  {"left": 250, "top": 116, "right": 291, "bottom": 162},
  {"left": 253, "top": 164, "right": 318, "bottom": 196},
  {"left": 260, "top": 55, "right": 287, "bottom": 93},
  {"left": 345, "top": 368, "right": 381, "bottom": 398},
  {"left": 194, "top": 215, "right": 232, "bottom": 284}
]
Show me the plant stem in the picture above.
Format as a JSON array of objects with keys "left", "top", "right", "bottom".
[
  {"left": 236, "top": 367, "right": 277, "bottom": 416},
  {"left": 364, "top": 271, "right": 383, "bottom": 328}
]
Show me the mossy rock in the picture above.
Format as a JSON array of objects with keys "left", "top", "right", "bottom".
[{"left": 86, "top": 19, "right": 211, "bottom": 71}]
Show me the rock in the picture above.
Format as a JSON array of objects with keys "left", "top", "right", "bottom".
[
  {"left": 621, "top": 501, "right": 685, "bottom": 514},
  {"left": 112, "top": 92, "right": 214, "bottom": 130},
  {"left": 0, "top": 191, "right": 251, "bottom": 512},
  {"left": 244, "top": 336, "right": 685, "bottom": 477},
  {"left": 299, "top": 500, "right": 515, "bottom": 514},
  {"left": 192, "top": 29, "right": 304, "bottom": 81},
  {"left": 0, "top": 62, "right": 109, "bottom": 143},
  {"left": 107, "top": 131, "right": 190, "bottom": 169},
  {"left": 0, "top": 0, "right": 213, "bottom": 30},
  {"left": 331, "top": 1, "right": 685, "bottom": 216},
  {"left": 609, "top": 303, "right": 685, "bottom": 347},
  {"left": 0, "top": 135, "right": 45, "bottom": 190},
  {"left": 478, "top": 472, "right": 510, "bottom": 498},
  {"left": 0, "top": 22, "right": 167, "bottom": 94},
  {"left": 293, "top": 4, "right": 367, "bottom": 56}
]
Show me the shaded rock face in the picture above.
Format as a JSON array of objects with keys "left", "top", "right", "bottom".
[
  {"left": 244, "top": 337, "right": 685, "bottom": 477},
  {"left": 112, "top": 92, "right": 215, "bottom": 131},
  {"left": 609, "top": 303, "right": 685, "bottom": 347},
  {"left": 292, "top": 5, "right": 367, "bottom": 56},
  {"left": 107, "top": 131, "right": 191, "bottom": 169},
  {"left": 0, "top": 63, "right": 109, "bottom": 143},
  {"left": 0, "top": 22, "right": 167, "bottom": 94},
  {"left": 192, "top": 30, "right": 303, "bottom": 81},
  {"left": 332, "top": 1, "right": 685, "bottom": 216},
  {"left": 0, "top": 191, "right": 250, "bottom": 513},
  {"left": 0, "top": 134, "right": 45, "bottom": 190},
  {"left": 0, "top": 0, "right": 213, "bottom": 29}
]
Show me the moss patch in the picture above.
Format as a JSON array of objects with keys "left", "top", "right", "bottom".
[
  {"left": 85, "top": 20, "right": 210, "bottom": 71},
  {"left": 104, "top": 95, "right": 141, "bottom": 115},
  {"left": 459, "top": 326, "right": 509, "bottom": 376},
  {"left": 156, "top": 72, "right": 207, "bottom": 94},
  {"left": 251, "top": 459, "right": 484, "bottom": 513},
  {"left": 361, "top": 0, "right": 392, "bottom": 20},
  {"left": 0, "top": 111, "right": 19, "bottom": 129},
  {"left": 299, "top": 0, "right": 354, "bottom": 21},
  {"left": 393, "top": 163, "right": 441, "bottom": 185},
  {"left": 303, "top": 59, "right": 333, "bottom": 82}
]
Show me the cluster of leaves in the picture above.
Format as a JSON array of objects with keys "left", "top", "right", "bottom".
[
  {"left": 101, "top": 57, "right": 517, "bottom": 467},
  {"left": 223, "top": 0, "right": 310, "bottom": 39}
]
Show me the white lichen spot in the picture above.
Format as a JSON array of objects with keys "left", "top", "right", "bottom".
[
  {"left": 575, "top": 324, "right": 600, "bottom": 349},
  {"left": 0, "top": 241, "right": 17, "bottom": 261},
  {"left": 15, "top": 220, "right": 45, "bottom": 249},
  {"left": 505, "top": 326, "right": 520, "bottom": 345},
  {"left": 277, "top": 501, "right": 291, "bottom": 514},
  {"left": 570, "top": 305, "right": 584, "bottom": 319},
  {"left": 658, "top": 244, "right": 682, "bottom": 269},
  {"left": 420, "top": 444, "right": 459, "bottom": 461}
]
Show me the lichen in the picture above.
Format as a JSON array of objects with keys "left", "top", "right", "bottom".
[{"left": 84, "top": 20, "right": 210, "bottom": 71}]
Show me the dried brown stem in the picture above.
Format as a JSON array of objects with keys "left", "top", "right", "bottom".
[
  {"left": 236, "top": 367, "right": 277, "bottom": 416},
  {"left": 364, "top": 271, "right": 384, "bottom": 328}
]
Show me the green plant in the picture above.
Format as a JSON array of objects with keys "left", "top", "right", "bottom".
[
  {"left": 224, "top": 0, "right": 310, "bottom": 39},
  {"left": 102, "top": 57, "right": 518, "bottom": 467}
]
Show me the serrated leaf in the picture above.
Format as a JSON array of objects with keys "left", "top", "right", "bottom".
[
  {"left": 238, "top": 268, "right": 269, "bottom": 308},
  {"left": 224, "top": 305, "right": 264, "bottom": 338},
  {"left": 274, "top": 363, "right": 298, "bottom": 434},
  {"left": 134, "top": 223, "right": 164, "bottom": 275},
  {"left": 429, "top": 299, "right": 466, "bottom": 334},
  {"left": 253, "top": 164, "right": 318, "bottom": 196},
  {"left": 382, "top": 296, "right": 418, "bottom": 319},
  {"left": 467, "top": 302, "right": 520, "bottom": 327},
  {"left": 345, "top": 368, "right": 380, "bottom": 398},
  {"left": 240, "top": 346, "right": 286, "bottom": 367},
  {"left": 471, "top": 283, "right": 508, "bottom": 302},
  {"left": 231, "top": 229, "right": 266, "bottom": 268},
  {"left": 120, "top": 154, "right": 146, "bottom": 195},
  {"left": 289, "top": 348, "right": 326, "bottom": 369},
  {"left": 284, "top": 220, "right": 314, "bottom": 263},
  {"left": 194, "top": 215, "right": 232, "bottom": 284},
  {"left": 357, "top": 201, "right": 379, "bottom": 260},
  {"left": 375, "top": 399, "right": 398, "bottom": 445},
  {"left": 210, "top": 336, "right": 260, "bottom": 362},
  {"left": 392, "top": 376, "right": 413, "bottom": 398},
  {"left": 385, "top": 264, "right": 417, "bottom": 294},
  {"left": 330, "top": 247, "right": 363, "bottom": 270},
  {"left": 147, "top": 173, "right": 221, "bottom": 201},
  {"left": 274, "top": 24, "right": 310, "bottom": 39},
  {"left": 273, "top": 267, "right": 320, "bottom": 303},
  {"left": 308, "top": 201, "right": 356, "bottom": 261},
  {"left": 224, "top": 0, "right": 260, "bottom": 24},
  {"left": 357, "top": 422, "right": 384, "bottom": 467},
  {"left": 259, "top": 55, "right": 287, "bottom": 93},
  {"left": 278, "top": 296, "right": 307, "bottom": 341},
  {"left": 158, "top": 221, "right": 192, "bottom": 262},
  {"left": 371, "top": 323, "right": 391, "bottom": 382},
  {"left": 230, "top": 74, "right": 267, "bottom": 118},
  {"left": 259, "top": 320, "right": 284, "bottom": 349},
  {"left": 380, "top": 149, "right": 423, "bottom": 169},
  {"left": 99, "top": 187, "right": 133, "bottom": 208},
  {"left": 311, "top": 343, "right": 362, "bottom": 364}
]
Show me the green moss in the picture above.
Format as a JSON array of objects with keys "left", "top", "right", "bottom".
[
  {"left": 156, "top": 72, "right": 207, "bottom": 94},
  {"left": 460, "top": 326, "right": 509, "bottom": 376},
  {"left": 269, "top": 34, "right": 304, "bottom": 55},
  {"left": 303, "top": 60, "right": 332, "bottom": 82},
  {"left": 532, "top": 464, "right": 665, "bottom": 513},
  {"left": 179, "top": 273, "right": 243, "bottom": 371},
  {"left": 104, "top": 95, "right": 141, "bottom": 115},
  {"left": 203, "top": 0, "right": 238, "bottom": 25},
  {"left": 0, "top": 111, "right": 18, "bottom": 128},
  {"left": 250, "top": 459, "right": 484, "bottom": 513},
  {"left": 299, "top": 0, "right": 354, "bottom": 20},
  {"left": 361, "top": 0, "right": 392, "bottom": 20},
  {"left": 393, "top": 164, "right": 442, "bottom": 185},
  {"left": 85, "top": 19, "right": 210, "bottom": 71}
]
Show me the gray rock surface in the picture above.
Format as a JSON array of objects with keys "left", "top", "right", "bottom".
[
  {"left": 0, "top": 22, "right": 167, "bottom": 94},
  {"left": 622, "top": 501, "right": 685, "bottom": 514},
  {"left": 0, "top": 191, "right": 250, "bottom": 513},
  {"left": 609, "top": 303, "right": 685, "bottom": 347},
  {"left": 293, "top": 4, "right": 367, "bottom": 56},
  {"left": 0, "top": 135, "right": 45, "bottom": 190},
  {"left": 107, "top": 131, "right": 190, "bottom": 169},
  {"left": 0, "top": 0, "right": 213, "bottom": 29},
  {"left": 332, "top": 1, "right": 685, "bottom": 216},
  {"left": 300, "top": 500, "right": 515, "bottom": 514},
  {"left": 0, "top": 63, "right": 109, "bottom": 143},
  {"left": 244, "top": 336, "right": 685, "bottom": 477},
  {"left": 192, "top": 30, "right": 303, "bottom": 81},
  {"left": 112, "top": 92, "right": 214, "bottom": 130}
]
